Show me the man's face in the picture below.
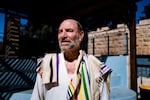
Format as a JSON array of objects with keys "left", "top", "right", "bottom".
[{"left": 58, "top": 19, "right": 83, "bottom": 51}]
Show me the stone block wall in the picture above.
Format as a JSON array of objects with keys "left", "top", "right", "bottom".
[
  {"left": 88, "top": 18, "right": 150, "bottom": 56},
  {"left": 136, "top": 19, "right": 150, "bottom": 55}
]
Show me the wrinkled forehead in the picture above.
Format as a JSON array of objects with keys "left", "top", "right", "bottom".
[{"left": 59, "top": 19, "right": 78, "bottom": 29}]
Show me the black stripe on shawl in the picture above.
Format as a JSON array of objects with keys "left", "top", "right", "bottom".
[{"left": 50, "top": 58, "right": 53, "bottom": 82}]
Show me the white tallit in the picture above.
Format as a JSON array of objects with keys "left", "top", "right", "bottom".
[{"left": 34, "top": 50, "right": 111, "bottom": 100}]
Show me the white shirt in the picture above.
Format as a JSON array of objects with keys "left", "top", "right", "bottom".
[{"left": 45, "top": 53, "right": 74, "bottom": 100}]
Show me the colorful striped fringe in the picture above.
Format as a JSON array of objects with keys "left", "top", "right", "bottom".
[{"left": 66, "top": 61, "right": 91, "bottom": 100}]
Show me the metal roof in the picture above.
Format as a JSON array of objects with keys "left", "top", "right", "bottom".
[{"left": 0, "top": 0, "right": 140, "bottom": 30}]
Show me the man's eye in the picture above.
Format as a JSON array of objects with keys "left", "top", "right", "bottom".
[{"left": 66, "top": 29, "right": 73, "bottom": 32}]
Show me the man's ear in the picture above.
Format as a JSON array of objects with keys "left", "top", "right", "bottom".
[{"left": 79, "top": 31, "right": 84, "bottom": 41}]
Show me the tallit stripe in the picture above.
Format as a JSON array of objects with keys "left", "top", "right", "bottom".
[
  {"left": 50, "top": 58, "right": 53, "bottom": 82},
  {"left": 80, "top": 61, "right": 90, "bottom": 100}
]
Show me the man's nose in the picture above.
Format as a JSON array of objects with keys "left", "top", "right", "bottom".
[{"left": 61, "top": 31, "right": 67, "bottom": 37}]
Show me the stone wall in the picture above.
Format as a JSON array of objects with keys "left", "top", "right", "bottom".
[
  {"left": 136, "top": 19, "right": 150, "bottom": 55},
  {"left": 88, "top": 18, "right": 150, "bottom": 56}
]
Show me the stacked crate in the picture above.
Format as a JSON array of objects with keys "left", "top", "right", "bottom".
[{"left": 5, "top": 15, "right": 20, "bottom": 58}]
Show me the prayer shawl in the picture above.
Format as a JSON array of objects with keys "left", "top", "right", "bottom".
[{"left": 36, "top": 50, "right": 112, "bottom": 100}]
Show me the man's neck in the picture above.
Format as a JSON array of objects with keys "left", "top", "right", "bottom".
[
  {"left": 65, "top": 59, "right": 78, "bottom": 74},
  {"left": 64, "top": 47, "right": 80, "bottom": 62}
]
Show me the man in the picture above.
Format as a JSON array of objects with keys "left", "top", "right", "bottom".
[{"left": 31, "top": 18, "right": 112, "bottom": 100}]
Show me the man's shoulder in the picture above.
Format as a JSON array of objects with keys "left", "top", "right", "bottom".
[
  {"left": 44, "top": 52, "right": 58, "bottom": 57},
  {"left": 36, "top": 53, "right": 59, "bottom": 72},
  {"left": 87, "top": 54, "right": 103, "bottom": 64},
  {"left": 36, "top": 53, "right": 60, "bottom": 81}
]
